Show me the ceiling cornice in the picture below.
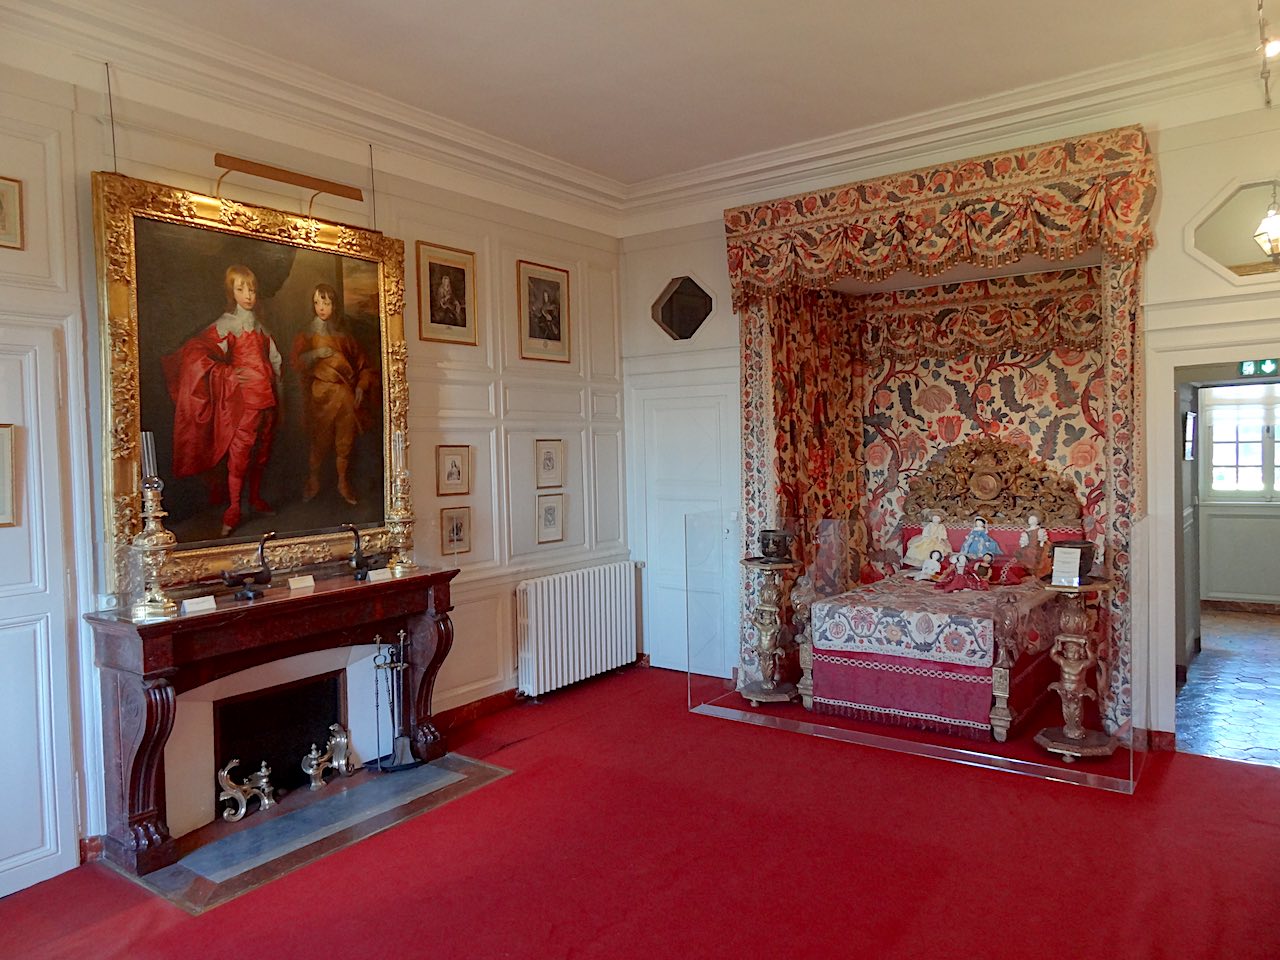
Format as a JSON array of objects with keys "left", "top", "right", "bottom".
[{"left": 0, "top": 1, "right": 1260, "bottom": 232}]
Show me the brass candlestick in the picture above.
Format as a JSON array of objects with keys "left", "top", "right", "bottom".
[
  {"left": 131, "top": 475, "right": 177, "bottom": 622},
  {"left": 386, "top": 468, "right": 418, "bottom": 573}
]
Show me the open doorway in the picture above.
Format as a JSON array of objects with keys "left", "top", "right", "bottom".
[{"left": 1174, "top": 365, "right": 1280, "bottom": 767}]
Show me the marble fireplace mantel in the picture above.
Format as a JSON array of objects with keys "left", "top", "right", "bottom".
[{"left": 85, "top": 567, "right": 458, "bottom": 876}]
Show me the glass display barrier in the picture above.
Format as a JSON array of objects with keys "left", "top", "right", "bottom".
[{"left": 685, "top": 510, "right": 1146, "bottom": 793}]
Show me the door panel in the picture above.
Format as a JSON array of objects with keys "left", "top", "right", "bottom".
[{"left": 0, "top": 323, "right": 77, "bottom": 897}]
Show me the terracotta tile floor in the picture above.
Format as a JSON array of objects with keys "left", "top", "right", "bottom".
[{"left": 1176, "top": 609, "right": 1280, "bottom": 767}]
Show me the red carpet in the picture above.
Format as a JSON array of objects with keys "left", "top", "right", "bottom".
[{"left": 3, "top": 665, "right": 1279, "bottom": 959}]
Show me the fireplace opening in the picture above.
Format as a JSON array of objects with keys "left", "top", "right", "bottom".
[{"left": 213, "top": 670, "right": 347, "bottom": 802}]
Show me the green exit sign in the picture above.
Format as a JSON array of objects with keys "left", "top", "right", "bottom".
[{"left": 1240, "top": 358, "right": 1279, "bottom": 376}]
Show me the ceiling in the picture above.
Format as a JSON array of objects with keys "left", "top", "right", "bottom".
[{"left": 115, "top": 0, "right": 1251, "bottom": 186}]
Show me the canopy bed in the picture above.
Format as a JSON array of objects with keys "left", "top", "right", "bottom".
[
  {"left": 724, "top": 125, "right": 1154, "bottom": 740},
  {"left": 799, "top": 437, "right": 1087, "bottom": 742}
]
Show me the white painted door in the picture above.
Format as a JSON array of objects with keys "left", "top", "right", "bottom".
[
  {"left": 0, "top": 322, "right": 78, "bottom": 897},
  {"left": 638, "top": 386, "right": 739, "bottom": 675}
]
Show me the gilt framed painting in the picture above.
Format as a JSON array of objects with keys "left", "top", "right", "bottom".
[
  {"left": 92, "top": 171, "right": 409, "bottom": 596},
  {"left": 518, "top": 260, "right": 570, "bottom": 363}
]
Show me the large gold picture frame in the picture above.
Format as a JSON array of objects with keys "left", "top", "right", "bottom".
[{"left": 92, "top": 171, "right": 412, "bottom": 599}]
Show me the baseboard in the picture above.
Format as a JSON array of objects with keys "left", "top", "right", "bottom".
[
  {"left": 1202, "top": 599, "right": 1280, "bottom": 616},
  {"left": 436, "top": 689, "right": 519, "bottom": 733},
  {"left": 80, "top": 835, "right": 104, "bottom": 864},
  {"left": 1175, "top": 664, "right": 1188, "bottom": 684}
]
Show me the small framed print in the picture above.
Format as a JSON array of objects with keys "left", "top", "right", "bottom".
[
  {"left": 536, "top": 493, "right": 564, "bottom": 544},
  {"left": 0, "top": 424, "right": 14, "bottom": 526},
  {"left": 436, "top": 444, "right": 471, "bottom": 496},
  {"left": 518, "top": 260, "right": 570, "bottom": 363},
  {"left": 0, "top": 177, "right": 23, "bottom": 251},
  {"left": 417, "top": 241, "right": 477, "bottom": 345},
  {"left": 535, "top": 438, "right": 564, "bottom": 489},
  {"left": 441, "top": 506, "right": 472, "bottom": 554}
]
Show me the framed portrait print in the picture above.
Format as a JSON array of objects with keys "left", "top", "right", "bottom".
[
  {"left": 536, "top": 493, "right": 564, "bottom": 544},
  {"left": 535, "top": 438, "right": 563, "bottom": 488},
  {"left": 416, "top": 241, "right": 477, "bottom": 346},
  {"left": 440, "top": 506, "right": 471, "bottom": 555},
  {"left": 92, "top": 171, "right": 410, "bottom": 597},
  {"left": 518, "top": 260, "right": 570, "bottom": 363},
  {"left": 0, "top": 424, "right": 14, "bottom": 526},
  {"left": 0, "top": 176, "right": 23, "bottom": 250},
  {"left": 436, "top": 444, "right": 470, "bottom": 496}
]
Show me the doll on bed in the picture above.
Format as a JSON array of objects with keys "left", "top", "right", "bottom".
[
  {"left": 936, "top": 551, "right": 995, "bottom": 592},
  {"left": 960, "top": 517, "right": 1001, "bottom": 559},
  {"left": 904, "top": 514, "right": 950, "bottom": 568}
]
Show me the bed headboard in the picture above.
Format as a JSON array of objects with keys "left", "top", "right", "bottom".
[{"left": 902, "top": 436, "right": 1083, "bottom": 525}]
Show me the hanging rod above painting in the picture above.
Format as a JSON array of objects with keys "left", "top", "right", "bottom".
[{"left": 213, "top": 153, "right": 364, "bottom": 203}]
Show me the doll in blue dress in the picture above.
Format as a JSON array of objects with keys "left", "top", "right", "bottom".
[{"left": 960, "top": 517, "right": 1001, "bottom": 559}]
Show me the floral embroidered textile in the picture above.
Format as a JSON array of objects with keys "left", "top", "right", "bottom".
[{"left": 724, "top": 126, "right": 1155, "bottom": 311}]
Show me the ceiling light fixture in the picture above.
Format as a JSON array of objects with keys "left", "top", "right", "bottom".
[
  {"left": 1253, "top": 182, "right": 1280, "bottom": 262},
  {"left": 1261, "top": 1, "right": 1278, "bottom": 106}
]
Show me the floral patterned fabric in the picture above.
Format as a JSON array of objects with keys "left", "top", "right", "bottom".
[
  {"left": 858, "top": 267, "right": 1102, "bottom": 361},
  {"left": 724, "top": 126, "right": 1155, "bottom": 312},
  {"left": 811, "top": 574, "right": 1056, "bottom": 668}
]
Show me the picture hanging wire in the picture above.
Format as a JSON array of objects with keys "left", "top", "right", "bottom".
[{"left": 104, "top": 61, "right": 119, "bottom": 174}]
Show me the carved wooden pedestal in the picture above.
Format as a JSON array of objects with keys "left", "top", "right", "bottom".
[{"left": 85, "top": 568, "right": 458, "bottom": 876}]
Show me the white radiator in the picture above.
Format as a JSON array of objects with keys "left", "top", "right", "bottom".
[{"left": 516, "top": 561, "right": 638, "bottom": 697}]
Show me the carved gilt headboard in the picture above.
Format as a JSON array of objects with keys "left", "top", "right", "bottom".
[{"left": 902, "top": 436, "right": 1083, "bottom": 526}]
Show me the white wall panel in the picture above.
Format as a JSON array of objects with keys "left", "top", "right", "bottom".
[
  {"left": 592, "top": 430, "right": 624, "bottom": 547},
  {"left": 0, "top": 102, "right": 65, "bottom": 292},
  {"left": 434, "top": 592, "right": 512, "bottom": 710},
  {"left": 588, "top": 266, "right": 620, "bottom": 381},
  {"left": 406, "top": 375, "right": 497, "bottom": 420},
  {"left": 0, "top": 617, "right": 58, "bottom": 880},
  {"left": 503, "top": 383, "right": 585, "bottom": 417},
  {"left": 1200, "top": 504, "right": 1280, "bottom": 603}
]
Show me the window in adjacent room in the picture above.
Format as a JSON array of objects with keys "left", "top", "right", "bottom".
[{"left": 1202, "top": 382, "right": 1280, "bottom": 499}]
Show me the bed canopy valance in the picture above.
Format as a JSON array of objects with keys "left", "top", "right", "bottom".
[
  {"left": 729, "top": 125, "right": 1154, "bottom": 732},
  {"left": 723, "top": 125, "right": 1155, "bottom": 312}
]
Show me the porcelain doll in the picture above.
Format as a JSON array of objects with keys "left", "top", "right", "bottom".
[
  {"left": 960, "top": 517, "right": 1001, "bottom": 559},
  {"left": 911, "top": 549, "right": 945, "bottom": 581},
  {"left": 936, "top": 551, "right": 993, "bottom": 593},
  {"left": 904, "top": 513, "right": 950, "bottom": 568},
  {"left": 1016, "top": 513, "right": 1050, "bottom": 573}
]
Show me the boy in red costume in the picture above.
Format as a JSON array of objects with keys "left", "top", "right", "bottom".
[{"left": 165, "top": 264, "right": 280, "bottom": 535}]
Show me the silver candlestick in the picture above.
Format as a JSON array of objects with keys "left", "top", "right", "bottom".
[{"left": 131, "top": 475, "right": 177, "bottom": 622}]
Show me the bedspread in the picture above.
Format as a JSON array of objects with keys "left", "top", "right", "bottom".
[{"left": 810, "top": 574, "right": 1056, "bottom": 668}]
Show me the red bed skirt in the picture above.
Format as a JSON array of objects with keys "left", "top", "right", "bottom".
[{"left": 811, "top": 645, "right": 1056, "bottom": 741}]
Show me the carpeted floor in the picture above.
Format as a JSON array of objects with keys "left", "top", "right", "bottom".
[{"left": 4, "top": 665, "right": 1280, "bottom": 959}]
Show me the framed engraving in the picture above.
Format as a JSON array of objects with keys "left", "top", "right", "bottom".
[
  {"left": 518, "top": 260, "right": 569, "bottom": 363},
  {"left": 416, "top": 241, "right": 477, "bottom": 346},
  {"left": 536, "top": 492, "right": 564, "bottom": 544},
  {"left": 440, "top": 506, "right": 471, "bottom": 555},
  {"left": 436, "top": 444, "right": 470, "bottom": 496},
  {"left": 0, "top": 424, "right": 14, "bottom": 526},
  {"left": 91, "top": 171, "right": 410, "bottom": 597},
  {"left": 535, "top": 438, "right": 563, "bottom": 489},
  {"left": 0, "top": 176, "right": 23, "bottom": 251}
]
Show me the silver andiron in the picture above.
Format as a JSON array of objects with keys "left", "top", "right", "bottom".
[
  {"left": 386, "top": 429, "right": 417, "bottom": 574},
  {"left": 217, "top": 759, "right": 275, "bottom": 822},
  {"left": 131, "top": 431, "right": 177, "bottom": 622},
  {"left": 372, "top": 630, "right": 420, "bottom": 771},
  {"left": 301, "top": 723, "right": 356, "bottom": 790}
]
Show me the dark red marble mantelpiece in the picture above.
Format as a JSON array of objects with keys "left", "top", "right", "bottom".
[{"left": 84, "top": 568, "right": 458, "bottom": 876}]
